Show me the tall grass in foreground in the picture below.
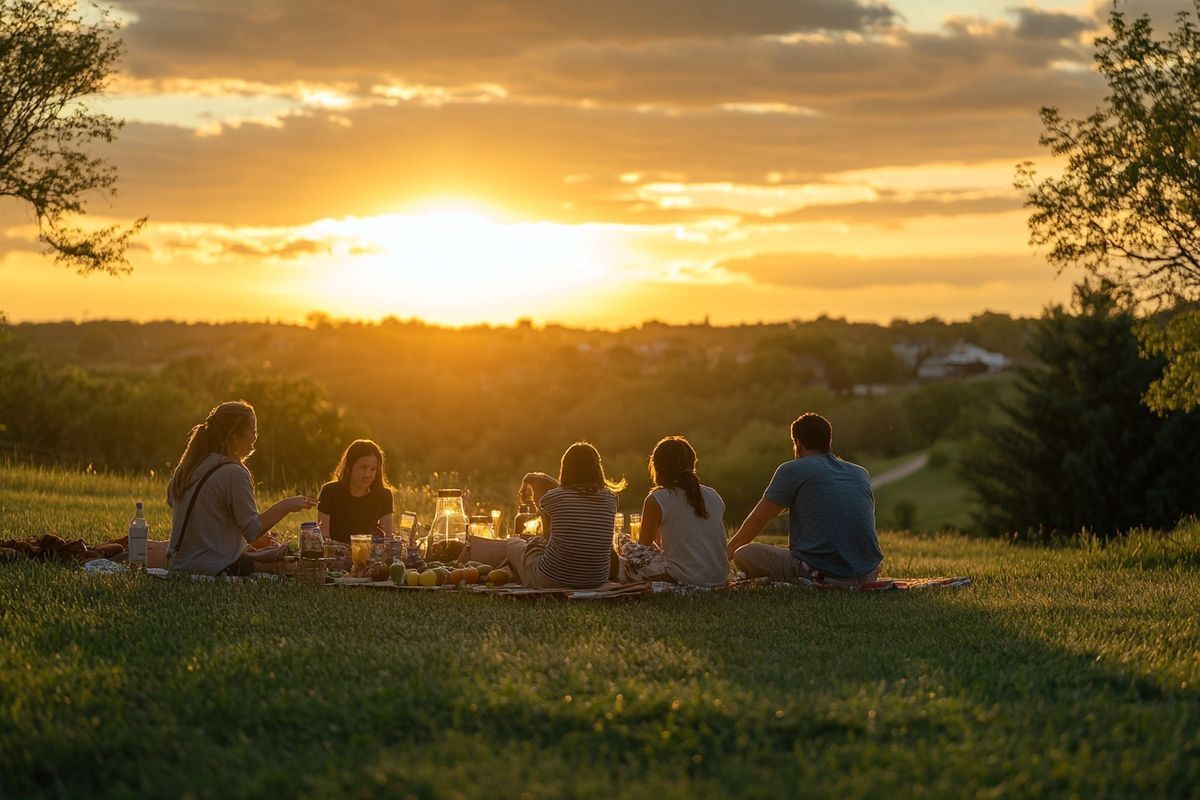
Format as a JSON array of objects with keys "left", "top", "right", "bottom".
[{"left": 1, "top": 463, "right": 1197, "bottom": 798}]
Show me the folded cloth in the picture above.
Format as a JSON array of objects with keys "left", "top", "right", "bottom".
[
  {"left": 618, "top": 538, "right": 671, "bottom": 583},
  {"left": 83, "top": 558, "right": 129, "bottom": 574},
  {"left": 461, "top": 535, "right": 511, "bottom": 568}
]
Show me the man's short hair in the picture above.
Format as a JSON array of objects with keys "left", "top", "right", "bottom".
[{"left": 791, "top": 413, "right": 832, "bottom": 452}]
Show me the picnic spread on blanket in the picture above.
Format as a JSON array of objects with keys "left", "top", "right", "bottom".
[
  {"left": 0, "top": 411, "right": 975, "bottom": 596},
  {"left": 2, "top": 485, "right": 971, "bottom": 597}
]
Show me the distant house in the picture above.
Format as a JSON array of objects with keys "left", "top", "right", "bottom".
[
  {"left": 852, "top": 383, "right": 895, "bottom": 396},
  {"left": 917, "top": 342, "right": 1010, "bottom": 380},
  {"left": 633, "top": 340, "right": 671, "bottom": 359}
]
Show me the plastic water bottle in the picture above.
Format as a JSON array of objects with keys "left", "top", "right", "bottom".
[{"left": 128, "top": 501, "right": 148, "bottom": 572}]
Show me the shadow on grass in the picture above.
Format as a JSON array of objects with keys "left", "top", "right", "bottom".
[{"left": 2, "top": 564, "right": 1197, "bottom": 798}]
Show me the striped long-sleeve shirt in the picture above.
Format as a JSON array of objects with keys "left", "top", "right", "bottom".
[{"left": 534, "top": 486, "right": 617, "bottom": 589}]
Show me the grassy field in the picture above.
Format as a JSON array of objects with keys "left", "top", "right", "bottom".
[
  {"left": 874, "top": 457, "right": 975, "bottom": 533},
  {"left": 2, "top": 463, "right": 1199, "bottom": 799}
]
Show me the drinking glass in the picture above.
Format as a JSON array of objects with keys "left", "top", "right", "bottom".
[
  {"left": 613, "top": 513, "right": 625, "bottom": 549},
  {"left": 628, "top": 513, "right": 642, "bottom": 543}
]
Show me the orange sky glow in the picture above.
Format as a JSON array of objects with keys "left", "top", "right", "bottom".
[{"left": 3, "top": 0, "right": 1190, "bottom": 327}]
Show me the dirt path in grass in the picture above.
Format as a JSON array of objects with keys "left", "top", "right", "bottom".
[{"left": 871, "top": 452, "right": 930, "bottom": 489}]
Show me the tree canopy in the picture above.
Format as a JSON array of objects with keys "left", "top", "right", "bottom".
[
  {"left": 1019, "top": 2, "right": 1200, "bottom": 412},
  {"left": 0, "top": 0, "right": 143, "bottom": 274},
  {"left": 1019, "top": 3, "right": 1200, "bottom": 302},
  {"left": 963, "top": 281, "right": 1200, "bottom": 540}
]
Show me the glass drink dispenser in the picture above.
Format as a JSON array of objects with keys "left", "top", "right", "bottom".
[{"left": 424, "top": 489, "right": 468, "bottom": 561}]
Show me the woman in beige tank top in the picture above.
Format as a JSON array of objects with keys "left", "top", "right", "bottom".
[{"left": 618, "top": 437, "right": 730, "bottom": 587}]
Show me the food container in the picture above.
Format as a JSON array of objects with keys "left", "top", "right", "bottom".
[
  {"left": 350, "top": 535, "right": 372, "bottom": 569},
  {"left": 370, "top": 536, "right": 390, "bottom": 563},
  {"left": 299, "top": 522, "right": 324, "bottom": 559}
]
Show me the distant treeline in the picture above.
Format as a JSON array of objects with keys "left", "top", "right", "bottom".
[
  {"left": 0, "top": 351, "right": 354, "bottom": 490},
  {"left": 1, "top": 315, "right": 1016, "bottom": 524}
]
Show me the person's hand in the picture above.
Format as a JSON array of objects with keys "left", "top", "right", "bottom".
[
  {"left": 282, "top": 495, "right": 317, "bottom": 513},
  {"left": 726, "top": 540, "right": 739, "bottom": 562}
]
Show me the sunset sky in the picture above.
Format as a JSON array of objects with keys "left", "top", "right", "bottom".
[{"left": 2, "top": 0, "right": 1194, "bottom": 327}]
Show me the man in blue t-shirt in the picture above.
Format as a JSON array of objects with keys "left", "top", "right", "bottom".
[{"left": 727, "top": 413, "right": 883, "bottom": 585}]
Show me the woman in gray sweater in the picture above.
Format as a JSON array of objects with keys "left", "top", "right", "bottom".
[{"left": 166, "top": 400, "right": 314, "bottom": 576}]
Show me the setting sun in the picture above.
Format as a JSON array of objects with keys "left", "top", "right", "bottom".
[{"left": 297, "top": 205, "right": 626, "bottom": 323}]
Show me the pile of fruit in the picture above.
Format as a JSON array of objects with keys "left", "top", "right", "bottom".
[{"left": 337, "top": 559, "right": 513, "bottom": 587}]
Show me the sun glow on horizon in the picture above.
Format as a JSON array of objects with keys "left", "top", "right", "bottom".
[{"left": 300, "top": 203, "right": 629, "bottom": 323}]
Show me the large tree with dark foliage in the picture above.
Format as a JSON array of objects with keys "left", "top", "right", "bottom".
[
  {"left": 964, "top": 281, "right": 1200, "bottom": 540},
  {"left": 1018, "top": 3, "right": 1200, "bottom": 412}
]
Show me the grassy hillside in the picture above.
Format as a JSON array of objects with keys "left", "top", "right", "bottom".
[
  {"left": 0, "top": 317, "right": 1020, "bottom": 526},
  {"left": 1, "top": 464, "right": 1198, "bottom": 798},
  {"left": 874, "top": 456, "right": 975, "bottom": 533}
]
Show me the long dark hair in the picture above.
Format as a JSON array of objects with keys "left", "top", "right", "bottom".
[
  {"left": 649, "top": 436, "right": 708, "bottom": 519},
  {"left": 168, "top": 401, "right": 256, "bottom": 501},
  {"left": 331, "top": 439, "right": 393, "bottom": 492},
  {"left": 558, "top": 441, "right": 626, "bottom": 494}
]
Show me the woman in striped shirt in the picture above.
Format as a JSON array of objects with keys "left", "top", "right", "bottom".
[{"left": 504, "top": 442, "right": 626, "bottom": 589}]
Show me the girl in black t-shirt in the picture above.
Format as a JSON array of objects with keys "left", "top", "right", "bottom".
[{"left": 317, "top": 439, "right": 395, "bottom": 544}]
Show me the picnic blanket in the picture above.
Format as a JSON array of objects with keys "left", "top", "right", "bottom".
[
  {"left": 650, "top": 575, "right": 972, "bottom": 595},
  {"left": 330, "top": 577, "right": 654, "bottom": 600},
  {"left": 811, "top": 576, "right": 972, "bottom": 591},
  {"left": 328, "top": 575, "right": 971, "bottom": 599},
  {"left": 471, "top": 581, "right": 652, "bottom": 600}
]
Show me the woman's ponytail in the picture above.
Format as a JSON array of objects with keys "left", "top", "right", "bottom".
[
  {"left": 680, "top": 469, "right": 709, "bottom": 519},
  {"left": 169, "top": 424, "right": 212, "bottom": 501}
]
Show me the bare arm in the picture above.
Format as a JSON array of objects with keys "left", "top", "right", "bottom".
[
  {"left": 726, "top": 498, "right": 786, "bottom": 560},
  {"left": 521, "top": 472, "right": 559, "bottom": 502},
  {"left": 639, "top": 494, "right": 662, "bottom": 547},
  {"left": 259, "top": 496, "right": 316, "bottom": 534},
  {"left": 377, "top": 513, "right": 394, "bottom": 537}
]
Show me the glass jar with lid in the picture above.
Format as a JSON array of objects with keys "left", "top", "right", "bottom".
[
  {"left": 513, "top": 503, "right": 540, "bottom": 538},
  {"left": 468, "top": 514, "right": 495, "bottom": 539},
  {"left": 299, "top": 521, "right": 324, "bottom": 559},
  {"left": 424, "top": 489, "right": 468, "bottom": 561}
]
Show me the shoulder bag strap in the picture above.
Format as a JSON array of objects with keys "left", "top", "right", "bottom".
[{"left": 168, "top": 461, "right": 238, "bottom": 562}]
